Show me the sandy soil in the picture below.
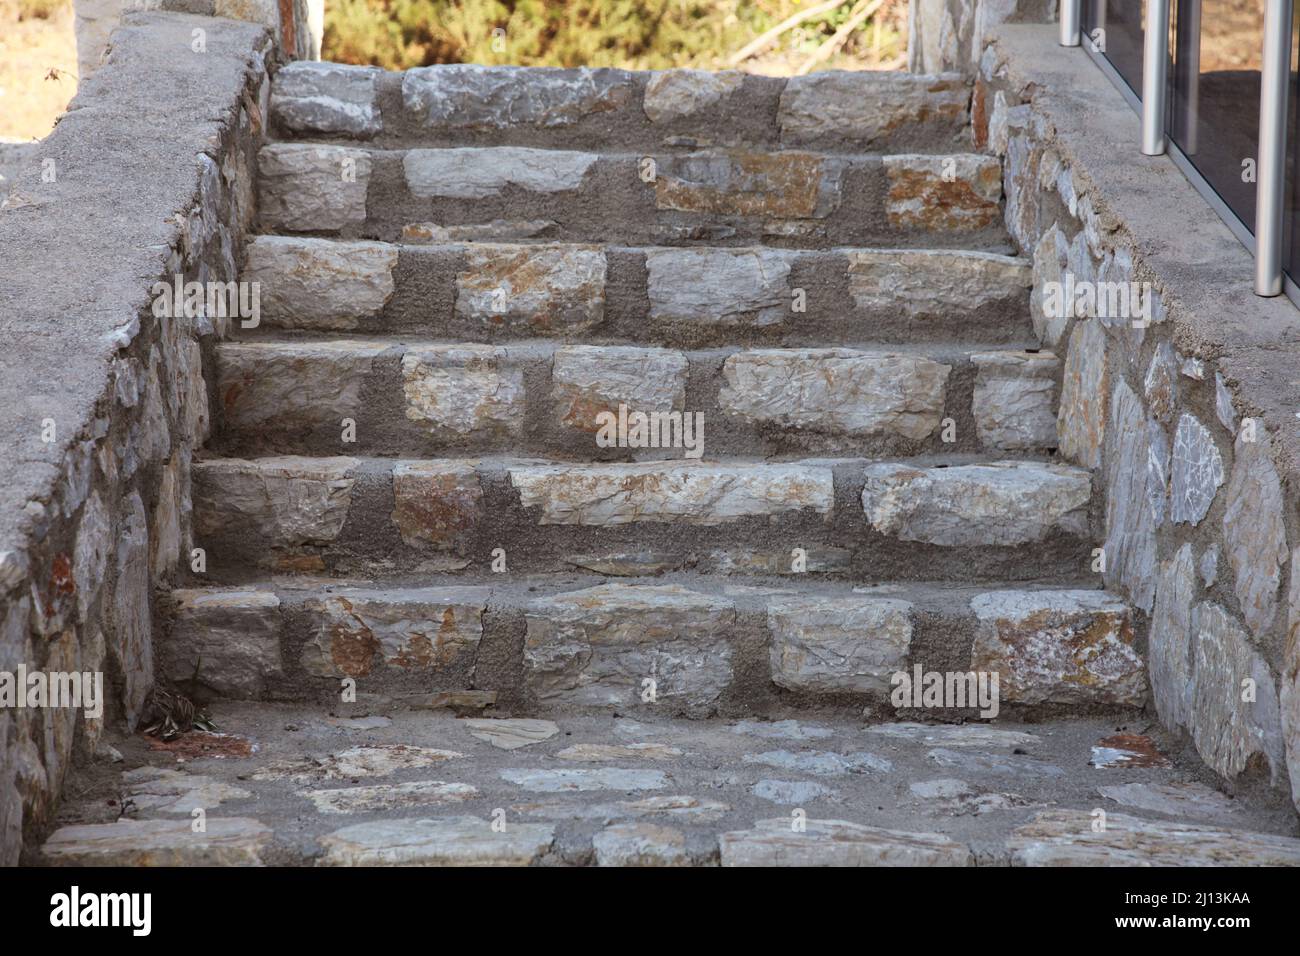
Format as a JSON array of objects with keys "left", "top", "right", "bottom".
[{"left": 0, "top": 1, "right": 79, "bottom": 142}]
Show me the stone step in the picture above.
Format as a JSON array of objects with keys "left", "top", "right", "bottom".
[
  {"left": 158, "top": 578, "right": 1143, "bottom": 714},
  {"left": 270, "top": 62, "right": 971, "bottom": 154},
  {"left": 241, "top": 236, "right": 1033, "bottom": 346},
  {"left": 256, "top": 144, "right": 1007, "bottom": 250},
  {"left": 46, "top": 706, "right": 1300, "bottom": 866},
  {"left": 211, "top": 339, "right": 1059, "bottom": 458},
  {"left": 188, "top": 455, "right": 1094, "bottom": 582}
]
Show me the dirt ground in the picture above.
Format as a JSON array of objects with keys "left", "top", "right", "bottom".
[{"left": 0, "top": 0, "right": 78, "bottom": 142}]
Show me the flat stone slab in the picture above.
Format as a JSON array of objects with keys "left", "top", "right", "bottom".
[
  {"left": 720, "top": 818, "right": 973, "bottom": 866},
  {"left": 1008, "top": 810, "right": 1300, "bottom": 866},
  {"left": 741, "top": 750, "right": 892, "bottom": 777},
  {"left": 253, "top": 744, "right": 463, "bottom": 783},
  {"left": 592, "top": 822, "right": 692, "bottom": 866},
  {"left": 1097, "top": 782, "right": 1246, "bottom": 824},
  {"left": 865, "top": 723, "right": 1041, "bottom": 749},
  {"left": 461, "top": 718, "right": 559, "bottom": 750},
  {"left": 300, "top": 780, "right": 479, "bottom": 814},
  {"left": 319, "top": 816, "right": 555, "bottom": 866},
  {"left": 42, "top": 818, "right": 272, "bottom": 866},
  {"left": 500, "top": 768, "right": 669, "bottom": 793}
]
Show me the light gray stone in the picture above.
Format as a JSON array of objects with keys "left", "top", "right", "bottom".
[
  {"left": 752, "top": 779, "right": 835, "bottom": 804},
  {"left": 400, "top": 345, "right": 525, "bottom": 438},
  {"left": 555, "top": 743, "right": 683, "bottom": 761},
  {"left": 720, "top": 818, "right": 971, "bottom": 866},
  {"left": 741, "top": 750, "right": 891, "bottom": 776},
  {"left": 1222, "top": 435, "right": 1288, "bottom": 636},
  {"left": 1200, "top": 545, "right": 1220, "bottom": 587},
  {"left": 926, "top": 748, "right": 1065, "bottom": 779},
  {"left": 1191, "top": 602, "right": 1285, "bottom": 781},
  {"left": 523, "top": 584, "right": 735, "bottom": 709},
  {"left": 971, "top": 350, "right": 1059, "bottom": 450},
  {"left": 510, "top": 462, "right": 834, "bottom": 526},
  {"left": 462, "top": 718, "right": 558, "bottom": 750},
  {"left": 1097, "top": 782, "right": 1246, "bottom": 825},
  {"left": 1171, "top": 413, "right": 1224, "bottom": 526},
  {"left": 72, "top": 491, "right": 109, "bottom": 624},
  {"left": 42, "top": 818, "right": 272, "bottom": 866},
  {"left": 778, "top": 71, "right": 967, "bottom": 144},
  {"left": 456, "top": 244, "right": 605, "bottom": 333},
  {"left": 253, "top": 745, "right": 463, "bottom": 784},
  {"left": 122, "top": 767, "right": 251, "bottom": 816},
  {"left": 302, "top": 781, "right": 478, "bottom": 815},
  {"left": 500, "top": 768, "right": 668, "bottom": 793},
  {"left": 908, "top": 778, "right": 1037, "bottom": 815},
  {"left": 645, "top": 248, "right": 791, "bottom": 327},
  {"left": 1144, "top": 341, "right": 1179, "bottom": 424},
  {"left": 865, "top": 723, "right": 1041, "bottom": 749},
  {"left": 643, "top": 70, "right": 743, "bottom": 123},
  {"left": 552, "top": 346, "right": 687, "bottom": 432},
  {"left": 403, "top": 147, "right": 597, "bottom": 199},
  {"left": 767, "top": 595, "right": 912, "bottom": 694},
  {"left": 111, "top": 492, "right": 153, "bottom": 730},
  {"left": 272, "top": 61, "right": 382, "bottom": 137},
  {"left": 299, "top": 588, "right": 487, "bottom": 679},
  {"left": 1283, "top": 550, "right": 1300, "bottom": 811},
  {"left": 655, "top": 150, "right": 843, "bottom": 220},
  {"left": 882, "top": 153, "right": 1001, "bottom": 231},
  {"left": 970, "top": 589, "right": 1145, "bottom": 707},
  {"left": 258, "top": 144, "right": 371, "bottom": 233},
  {"left": 730, "top": 719, "right": 833, "bottom": 741},
  {"left": 1102, "top": 379, "right": 1162, "bottom": 611},
  {"left": 1215, "top": 372, "right": 1237, "bottom": 433},
  {"left": 319, "top": 816, "right": 554, "bottom": 866},
  {"left": 592, "top": 822, "right": 691, "bottom": 866},
  {"left": 243, "top": 236, "right": 397, "bottom": 330},
  {"left": 165, "top": 589, "right": 283, "bottom": 698},
  {"left": 403, "top": 65, "right": 633, "bottom": 129},
  {"left": 846, "top": 249, "right": 1031, "bottom": 319},
  {"left": 1149, "top": 544, "right": 1196, "bottom": 732},
  {"left": 719, "top": 349, "right": 950, "bottom": 439},
  {"left": 1008, "top": 810, "right": 1300, "bottom": 866},
  {"left": 1030, "top": 223, "right": 1071, "bottom": 346},
  {"left": 860, "top": 461, "right": 1091, "bottom": 546},
  {"left": 1057, "top": 318, "right": 1107, "bottom": 468}
]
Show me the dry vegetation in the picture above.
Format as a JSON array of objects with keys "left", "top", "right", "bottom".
[{"left": 0, "top": 0, "right": 78, "bottom": 141}]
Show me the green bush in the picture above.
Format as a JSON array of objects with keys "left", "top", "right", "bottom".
[{"left": 323, "top": 0, "right": 906, "bottom": 72}]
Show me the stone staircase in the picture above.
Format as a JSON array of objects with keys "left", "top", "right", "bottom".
[{"left": 45, "top": 62, "right": 1300, "bottom": 867}]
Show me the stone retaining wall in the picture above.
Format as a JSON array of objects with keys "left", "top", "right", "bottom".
[
  {"left": 980, "top": 25, "right": 1300, "bottom": 815},
  {"left": 0, "top": 11, "right": 273, "bottom": 864}
]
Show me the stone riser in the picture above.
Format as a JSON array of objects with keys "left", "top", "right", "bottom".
[
  {"left": 256, "top": 144, "right": 1007, "bottom": 250},
  {"left": 159, "top": 580, "right": 1145, "bottom": 717},
  {"left": 211, "top": 340, "right": 1060, "bottom": 459},
  {"left": 243, "top": 236, "right": 1034, "bottom": 346},
  {"left": 271, "top": 61, "right": 972, "bottom": 155},
  {"left": 189, "top": 456, "right": 1097, "bottom": 584}
]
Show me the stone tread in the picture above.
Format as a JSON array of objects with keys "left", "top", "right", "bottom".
[
  {"left": 157, "top": 576, "right": 1144, "bottom": 712},
  {"left": 37, "top": 706, "right": 1300, "bottom": 866},
  {"left": 186, "top": 454, "right": 1098, "bottom": 584},
  {"left": 269, "top": 61, "right": 971, "bottom": 153},
  {"left": 210, "top": 337, "right": 1057, "bottom": 457},
  {"left": 240, "top": 235, "right": 1034, "bottom": 345}
]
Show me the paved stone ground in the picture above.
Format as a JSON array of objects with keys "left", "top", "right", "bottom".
[{"left": 37, "top": 704, "right": 1300, "bottom": 865}]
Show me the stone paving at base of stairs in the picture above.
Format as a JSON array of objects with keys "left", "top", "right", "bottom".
[{"left": 37, "top": 703, "right": 1300, "bottom": 866}]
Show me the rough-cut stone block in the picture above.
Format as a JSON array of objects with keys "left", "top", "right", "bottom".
[
  {"left": 778, "top": 71, "right": 967, "bottom": 144},
  {"left": 1284, "top": 551, "right": 1300, "bottom": 811},
  {"left": 1149, "top": 544, "right": 1195, "bottom": 731},
  {"left": 720, "top": 818, "right": 972, "bottom": 866},
  {"left": 299, "top": 587, "right": 488, "bottom": 679},
  {"left": 403, "top": 147, "right": 596, "bottom": 199},
  {"left": 593, "top": 822, "right": 691, "bottom": 866},
  {"left": 165, "top": 589, "right": 283, "bottom": 698},
  {"left": 193, "top": 456, "right": 357, "bottom": 558},
  {"left": 767, "top": 595, "right": 912, "bottom": 694},
  {"left": 455, "top": 244, "right": 606, "bottom": 333},
  {"left": 42, "top": 818, "right": 272, "bottom": 866},
  {"left": 551, "top": 346, "right": 688, "bottom": 432},
  {"left": 258, "top": 144, "right": 370, "bottom": 233},
  {"left": 1102, "top": 379, "right": 1162, "bottom": 612},
  {"left": 1057, "top": 318, "right": 1107, "bottom": 469},
  {"left": 861, "top": 461, "right": 1091, "bottom": 546},
  {"left": 320, "top": 816, "right": 554, "bottom": 866},
  {"left": 1008, "top": 810, "right": 1300, "bottom": 866},
  {"left": 272, "top": 61, "right": 382, "bottom": 137},
  {"left": 391, "top": 460, "right": 482, "bottom": 550},
  {"left": 1171, "top": 413, "right": 1224, "bottom": 526},
  {"left": 846, "top": 249, "right": 1030, "bottom": 319},
  {"left": 217, "top": 340, "right": 386, "bottom": 433},
  {"left": 1222, "top": 435, "right": 1288, "bottom": 637},
  {"left": 970, "top": 590, "right": 1145, "bottom": 707},
  {"left": 719, "top": 349, "right": 950, "bottom": 440},
  {"left": 1190, "top": 602, "right": 1284, "bottom": 781},
  {"left": 971, "top": 351, "right": 1058, "bottom": 450},
  {"left": 501, "top": 768, "right": 669, "bottom": 792},
  {"left": 523, "top": 584, "right": 736, "bottom": 709},
  {"left": 1030, "top": 223, "right": 1071, "bottom": 346},
  {"left": 403, "top": 65, "right": 633, "bottom": 129},
  {"left": 243, "top": 236, "right": 397, "bottom": 330},
  {"left": 400, "top": 345, "right": 525, "bottom": 438},
  {"left": 643, "top": 70, "right": 743, "bottom": 123},
  {"left": 510, "top": 462, "right": 834, "bottom": 525},
  {"left": 645, "top": 248, "right": 791, "bottom": 327},
  {"left": 882, "top": 154, "right": 1000, "bottom": 231},
  {"left": 656, "top": 150, "right": 842, "bottom": 220}
]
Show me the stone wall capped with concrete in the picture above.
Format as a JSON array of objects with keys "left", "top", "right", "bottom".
[
  {"left": 979, "top": 24, "right": 1300, "bottom": 814},
  {"left": 0, "top": 12, "right": 275, "bottom": 864}
]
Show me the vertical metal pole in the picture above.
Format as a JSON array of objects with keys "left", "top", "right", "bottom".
[
  {"left": 1060, "top": 0, "right": 1082, "bottom": 47},
  {"left": 1142, "top": 0, "right": 1171, "bottom": 155},
  {"left": 1256, "top": 0, "right": 1293, "bottom": 296}
]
